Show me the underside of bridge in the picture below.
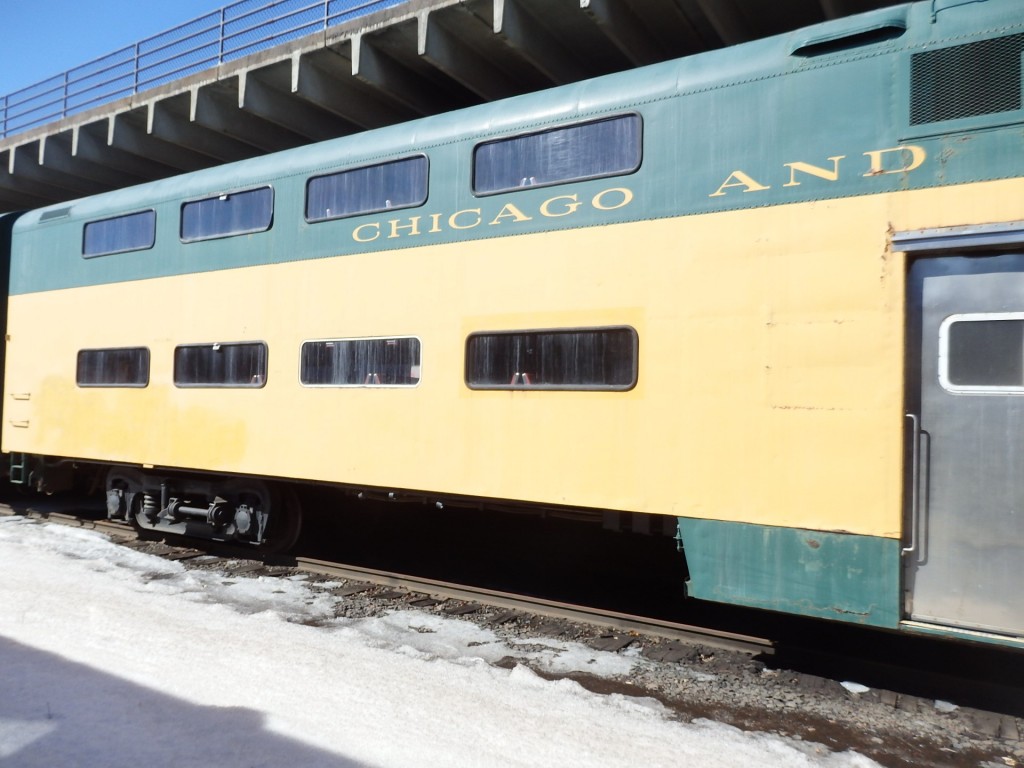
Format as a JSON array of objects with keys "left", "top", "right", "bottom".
[{"left": 0, "top": 0, "right": 901, "bottom": 212}]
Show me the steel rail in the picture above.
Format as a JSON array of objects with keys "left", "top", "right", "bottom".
[
  {"left": 294, "top": 555, "right": 774, "bottom": 655},
  {"left": 0, "top": 505, "right": 773, "bottom": 656}
]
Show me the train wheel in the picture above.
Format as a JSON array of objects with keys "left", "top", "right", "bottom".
[{"left": 217, "top": 479, "right": 302, "bottom": 553}]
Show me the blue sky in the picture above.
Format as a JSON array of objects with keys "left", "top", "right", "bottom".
[{"left": 1, "top": 0, "right": 228, "bottom": 96}]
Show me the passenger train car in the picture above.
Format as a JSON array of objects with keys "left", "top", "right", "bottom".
[{"left": 2, "top": 0, "right": 1023, "bottom": 648}]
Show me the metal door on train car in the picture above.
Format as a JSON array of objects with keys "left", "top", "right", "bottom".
[{"left": 906, "top": 249, "right": 1024, "bottom": 638}]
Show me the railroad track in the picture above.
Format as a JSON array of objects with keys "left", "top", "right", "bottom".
[
  {"left": 6, "top": 500, "right": 1024, "bottom": 742},
  {"left": 0, "top": 504, "right": 773, "bottom": 657}
]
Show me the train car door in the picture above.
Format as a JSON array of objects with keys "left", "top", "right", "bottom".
[{"left": 906, "top": 248, "right": 1024, "bottom": 637}]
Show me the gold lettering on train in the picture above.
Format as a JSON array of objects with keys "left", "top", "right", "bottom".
[
  {"left": 352, "top": 222, "right": 381, "bottom": 242},
  {"left": 449, "top": 208, "right": 482, "bottom": 230},
  {"left": 539, "top": 195, "right": 581, "bottom": 217},
  {"left": 710, "top": 144, "right": 928, "bottom": 196},
  {"left": 783, "top": 156, "right": 845, "bottom": 187},
  {"left": 349, "top": 186, "right": 635, "bottom": 244},
  {"left": 708, "top": 171, "right": 771, "bottom": 197},
  {"left": 489, "top": 204, "right": 533, "bottom": 226},
  {"left": 591, "top": 187, "right": 634, "bottom": 211},
  {"left": 388, "top": 216, "right": 422, "bottom": 239},
  {"left": 863, "top": 145, "right": 927, "bottom": 176}
]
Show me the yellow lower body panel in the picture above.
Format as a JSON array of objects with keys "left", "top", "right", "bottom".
[{"left": 5, "top": 179, "right": 1021, "bottom": 539}]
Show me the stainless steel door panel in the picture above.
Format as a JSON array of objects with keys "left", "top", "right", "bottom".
[{"left": 908, "top": 255, "right": 1024, "bottom": 636}]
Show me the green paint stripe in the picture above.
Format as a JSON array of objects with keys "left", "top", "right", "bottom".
[
  {"left": 10, "top": 0, "right": 1024, "bottom": 294},
  {"left": 677, "top": 518, "right": 901, "bottom": 628}
]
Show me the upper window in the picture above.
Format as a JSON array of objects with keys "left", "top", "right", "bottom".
[
  {"left": 76, "top": 347, "right": 150, "bottom": 387},
  {"left": 83, "top": 210, "right": 156, "bottom": 257},
  {"left": 940, "top": 313, "right": 1024, "bottom": 393},
  {"left": 181, "top": 187, "right": 273, "bottom": 242},
  {"left": 473, "top": 114, "right": 642, "bottom": 196},
  {"left": 466, "top": 327, "right": 638, "bottom": 390},
  {"left": 306, "top": 156, "right": 428, "bottom": 222},
  {"left": 174, "top": 342, "right": 268, "bottom": 388},
  {"left": 300, "top": 336, "right": 421, "bottom": 387}
]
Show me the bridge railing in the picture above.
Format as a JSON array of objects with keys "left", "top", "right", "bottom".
[{"left": 1, "top": 0, "right": 403, "bottom": 139}]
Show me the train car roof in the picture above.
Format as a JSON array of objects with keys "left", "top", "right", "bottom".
[{"left": 14, "top": 0, "right": 1011, "bottom": 228}]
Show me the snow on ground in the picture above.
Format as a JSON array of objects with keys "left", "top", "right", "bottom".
[{"left": 0, "top": 517, "right": 880, "bottom": 767}]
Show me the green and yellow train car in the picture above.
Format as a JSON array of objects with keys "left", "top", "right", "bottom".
[{"left": 4, "top": 0, "right": 1023, "bottom": 647}]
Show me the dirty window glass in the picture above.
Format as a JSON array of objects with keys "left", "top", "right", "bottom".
[
  {"left": 76, "top": 348, "right": 150, "bottom": 387},
  {"left": 945, "top": 318, "right": 1024, "bottom": 389},
  {"left": 181, "top": 187, "right": 273, "bottom": 241},
  {"left": 306, "top": 156, "right": 428, "bottom": 222},
  {"left": 300, "top": 337, "right": 421, "bottom": 386},
  {"left": 465, "top": 327, "right": 638, "bottom": 390},
  {"left": 83, "top": 210, "right": 156, "bottom": 257},
  {"left": 473, "top": 115, "right": 641, "bottom": 195},
  {"left": 174, "top": 342, "right": 267, "bottom": 388}
]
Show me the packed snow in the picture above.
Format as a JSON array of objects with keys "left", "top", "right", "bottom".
[{"left": 0, "top": 516, "right": 881, "bottom": 767}]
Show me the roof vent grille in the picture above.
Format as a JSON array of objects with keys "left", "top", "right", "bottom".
[
  {"left": 39, "top": 206, "right": 72, "bottom": 221},
  {"left": 910, "top": 32, "right": 1024, "bottom": 125}
]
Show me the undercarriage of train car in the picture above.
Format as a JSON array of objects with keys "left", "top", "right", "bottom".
[
  {"left": 108, "top": 468, "right": 303, "bottom": 552},
  {"left": 8, "top": 453, "right": 302, "bottom": 552}
]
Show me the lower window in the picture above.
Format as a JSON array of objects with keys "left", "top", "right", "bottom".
[
  {"left": 465, "top": 327, "right": 638, "bottom": 390},
  {"left": 77, "top": 347, "right": 150, "bottom": 387},
  {"left": 174, "top": 342, "right": 268, "bottom": 388},
  {"left": 300, "top": 337, "right": 421, "bottom": 386}
]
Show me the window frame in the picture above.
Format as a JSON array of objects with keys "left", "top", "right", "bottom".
[
  {"left": 299, "top": 335, "right": 423, "bottom": 388},
  {"left": 173, "top": 341, "right": 269, "bottom": 389},
  {"left": 464, "top": 325, "right": 639, "bottom": 392},
  {"left": 471, "top": 113, "right": 643, "bottom": 197},
  {"left": 82, "top": 209, "right": 157, "bottom": 258},
  {"left": 180, "top": 186, "right": 274, "bottom": 243},
  {"left": 938, "top": 312, "right": 1024, "bottom": 394},
  {"left": 304, "top": 154, "right": 429, "bottom": 224},
  {"left": 76, "top": 347, "right": 151, "bottom": 388}
]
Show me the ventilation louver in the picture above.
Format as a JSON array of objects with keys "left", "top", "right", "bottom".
[
  {"left": 910, "top": 32, "right": 1024, "bottom": 125},
  {"left": 39, "top": 206, "right": 71, "bottom": 221}
]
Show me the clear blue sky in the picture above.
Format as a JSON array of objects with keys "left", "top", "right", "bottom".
[{"left": 1, "top": 0, "right": 229, "bottom": 96}]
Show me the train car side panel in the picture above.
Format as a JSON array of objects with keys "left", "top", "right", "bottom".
[
  {"left": 4, "top": 189, "right": 910, "bottom": 537},
  {"left": 677, "top": 520, "right": 902, "bottom": 628}
]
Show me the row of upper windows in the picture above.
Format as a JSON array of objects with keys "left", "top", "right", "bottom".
[
  {"left": 75, "top": 328, "right": 639, "bottom": 391},
  {"left": 80, "top": 114, "right": 643, "bottom": 257}
]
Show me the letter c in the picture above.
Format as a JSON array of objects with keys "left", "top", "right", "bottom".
[
  {"left": 449, "top": 208, "right": 482, "bottom": 230},
  {"left": 352, "top": 222, "right": 381, "bottom": 242}
]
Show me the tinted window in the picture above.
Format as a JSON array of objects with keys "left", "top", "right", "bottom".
[
  {"left": 306, "top": 156, "right": 428, "bottom": 222},
  {"left": 301, "top": 337, "right": 421, "bottom": 386},
  {"left": 181, "top": 187, "right": 273, "bottom": 242},
  {"left": 83, "top": 210, "right": 156, "bottom": 257},
  {"left": 946, "top": 319, "right": 1024, "bottom": 388},
  {"left": 473, "top": 115, "right": 641, "bottom": 195},
  {"left": 466, "top": 328, "right": 638, "bottom": 390},
  {"left": 77, "top": 348, "right": 150, "bottom": 387},
  {"left": 174, "top": 342, "right": 268, "bottom": 387}
]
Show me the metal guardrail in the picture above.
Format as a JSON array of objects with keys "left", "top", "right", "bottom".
[{"left": 0, "top": 0, "right": 404, "bottom": 139}]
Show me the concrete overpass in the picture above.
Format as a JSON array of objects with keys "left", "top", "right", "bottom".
[{"left": 0, "top": 0, "right": 900, "bottom": 212}]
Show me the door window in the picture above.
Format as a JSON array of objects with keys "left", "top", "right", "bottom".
[{"left": 940, "top": 313, "right": 1024, "bottom": 392}]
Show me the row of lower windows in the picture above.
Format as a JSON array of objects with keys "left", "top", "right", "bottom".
[
  {"left": 75, "top": 328, "right": 639, "bottom": 391},
  {"left": 81, "top": 114, "right": 642, "bottom": 256},
  {"left": 78, "top": 317, "right": 1020, "bottom": 393}
]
